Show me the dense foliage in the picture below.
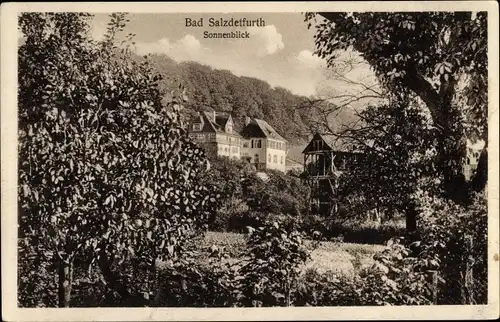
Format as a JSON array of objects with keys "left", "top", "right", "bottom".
[
  {"left": 305, "top": 11, "right": 488, "bottom": 204},
  {"left": 416, "top": 192, "right": 488, "bottom": 304},
  {"left": 305, "top": 12, "right": 488, "bottom": 240},
  {"left": 18, "top": 12, "right": 217, "bottom": 307},
  {"left": 198, "top": 157, "right": 311, "bottom": 232},
  {"left": 333, "top": 97, "right": 438, "bottom": 232}
]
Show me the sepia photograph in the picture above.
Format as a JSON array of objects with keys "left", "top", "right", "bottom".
[{"left": 1, "top": 1, "right": 499, "bottom": 321}]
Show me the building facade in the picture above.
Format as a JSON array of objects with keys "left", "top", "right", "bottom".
[
  {"left": 188, "top": 111, "right": 242, "bottom": 159},
  {"left": 189, "top": 112, "right": 288, "bottom": 172}
]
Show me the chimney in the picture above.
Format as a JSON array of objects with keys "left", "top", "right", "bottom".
[{"left": 245, "top": 116, "right": 251, "bottom": 126}]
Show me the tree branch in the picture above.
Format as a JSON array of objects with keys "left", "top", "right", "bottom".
[{"left": 402, "top": 64, "right": 446, "bottom": 130}]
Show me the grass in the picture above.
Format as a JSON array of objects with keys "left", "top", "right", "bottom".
[{"left": 202, "top": 231, "right": 384, "bottom": 277}]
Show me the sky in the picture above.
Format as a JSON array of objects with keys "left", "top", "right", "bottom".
[{"left": 90, "top": 13, "right": 377, "bottom": 98}]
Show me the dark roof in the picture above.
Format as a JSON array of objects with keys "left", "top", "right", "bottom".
[
  {"left": 241, "top": 119, "right": 287, "bottom": 142},
  {"left": 215, "top": 115, "right": 230, "bottom": 128},
  {"left": 195, "top": 112, "right": 241, "bottom": 137},
  {"left": 302, "top": 133, "right": 354, "bottom": 154}
]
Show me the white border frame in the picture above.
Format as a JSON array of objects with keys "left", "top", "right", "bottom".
[{"left": 2, "top": 2, "right": 499, "bottom": 321}]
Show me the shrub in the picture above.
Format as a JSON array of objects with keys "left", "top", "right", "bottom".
[
  {"left": 155, "top": 254, "right": 237, "bottom": 307},
  {"left": 296, "top": 215, "right": 405, "bottom": 245},
  {"left": 416, "top": 192, "right": 488, "bottom": 304},
  {"left": 237, "top": 218, "right": 311, "bottom": 307},
  {"left": 357, "top": 238, "right": 434, "bottom": 305},
  {"left": 293, "top": 269, "right": 361, "bottom": 306},
  {"left": 210, "top": 198, "right": 249, "bottom": 232}
]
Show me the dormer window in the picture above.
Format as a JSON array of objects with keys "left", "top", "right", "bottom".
[
  {"left": 193, "top": 123, "right": 202, "bottom": 132},
  {"left": 226, "top": 124, "right": 232, "bottom": 134}
]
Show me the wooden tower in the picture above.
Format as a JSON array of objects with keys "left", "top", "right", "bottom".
[{"left": 302, "top": 133, "right": 355, "bottom": 216}]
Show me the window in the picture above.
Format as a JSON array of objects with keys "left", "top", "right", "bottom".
[
  {"left": 243, "top": 141, "right": 249, "bottom": 148},
  {"left": 256, "top": 140, "right": 261, "bottom": 148},
  {"left": 227, "top": 124, "right": 233, "bottom": 134},
  {"left": 192, "top": 123, "right": 202, "bottom": 131},
  {"left": 251, "top": 140, "right": 254, "bottom": 148},
  {"left": 268, "top": 154, "right": 271, "bottom": 162},
  {"left": 254, "top": 154, "right": 260, "bottom": 163},
  {"left": 281, "top": 156, "right": 284, "bottom": 164},
  {"left": 225, "top": 147, "right": 228, "bottom": 153},
  {"left": 273, "top": 155, "right": 277, "bottom": 163},
  {"left": 312, "top": 140, "right": 324, "bottom": 151}
]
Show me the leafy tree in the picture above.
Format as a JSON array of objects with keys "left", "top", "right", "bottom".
[
  {"left": 335, "top": 97, "right": 438, "bottom": 231},
  {"left": 305, "top": 12, "right": 488, "bottom": 233},
  {"left": 305, "top": 12, "right": 488, "bottom": 202},
  {"left": 242, "top": 170, "right": 310, "bottom": 217},
  {"left": 198, "top": 156, "right": 255, "bottom": 230},
  {"left": 18, "top": 12, "right": 217, "bottom": 307}
]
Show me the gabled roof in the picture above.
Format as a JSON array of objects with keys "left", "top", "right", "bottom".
[
  {"left": 241, "top": 118, "right": 287, "bottom": 142},
  {"left": 195, "top": 112, "right": 240, "bottom": 137},
  {"left": 302, "top": 133, "right": 354, "bottom": 154},
  {"left": 215, "top": 115, "right": 231, "bottom": 129}
]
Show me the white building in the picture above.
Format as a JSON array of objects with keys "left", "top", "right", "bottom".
[
  {"left": 240, "top": 117, "right": 288, "bottom": 172},
  {"left": 188, "top": 111, "right": 241, "bottom": 160},
  {"left": 189, "top": 112, "right": 288, "bottom": 172}
]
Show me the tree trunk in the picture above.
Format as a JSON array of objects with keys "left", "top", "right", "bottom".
[
  {"left": 58, "top": 260, "right": 73, "bottom": 307},
  {"left": 97, "top": 250, "right": 148, "bottom": 307},
  {"left": 405, "top": 203, "right": 418, "bottom": 241},
  {"left": 471, "top": 146, "right": 488, "bottom": 193}
]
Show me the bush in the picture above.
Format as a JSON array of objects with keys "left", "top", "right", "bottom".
[
  {"left": 210, "top": 198, "right": 249, "bottom": 232},
  {"left": 297, "top": 215, "right": 405, "bottom": 244},
  {"left": 237, "top": 218, "right": 311, "bottom": 307},
  {"left": 295, "top": 237, "right": 434, "bottom": 306},
  {"left": 293, "top": 269, "right": 361, "bottom": 306},
  {"left": 416, "top": 192, "right": 487, "bottom": 304},
  {"left": 155, "top": 255, "right": 237, "bottom": 307}
]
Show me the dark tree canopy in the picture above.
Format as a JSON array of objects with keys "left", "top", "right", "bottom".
[{"left": 305, "top": 12, "right": 488, "bottom": 205}]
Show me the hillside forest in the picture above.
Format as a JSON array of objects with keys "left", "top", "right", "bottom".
[{"left": 134, "top": 53, "right": 329, "bottom": 145}]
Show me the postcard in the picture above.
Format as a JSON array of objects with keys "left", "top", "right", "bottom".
[{"left": 1, "top": 1, "right": 499, "bottom": 321}]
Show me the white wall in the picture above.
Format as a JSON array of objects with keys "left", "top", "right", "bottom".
[
  {"left": 216, "top": 133, "right": 241, "bottom": 159},
  {"left": 265, "top": 147, "right": 286, "bottom": 172},
  {"left": 241, "top": 138, "right": 267, "bottom": 164}
]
